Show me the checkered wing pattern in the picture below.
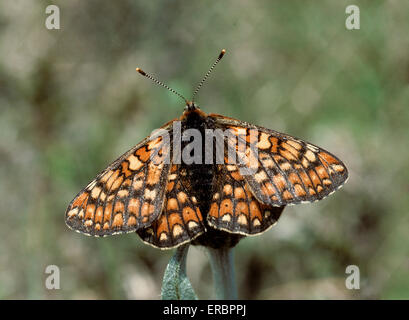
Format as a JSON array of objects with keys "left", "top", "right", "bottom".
[
  {"left": 210, "top": 114, "right": 348, "bottom": 207},
  {"left": 208, "top": 163, "right": 284, "bottom": 235},
  {"left": 137, "top": 164, "right": 206, "bottom": 249},
  {"left": 65, "top": 125, "right": 174, "bottom": 236}
]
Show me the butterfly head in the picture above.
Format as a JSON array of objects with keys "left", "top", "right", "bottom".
[
  {"left": 181, "top": 100, "right": 207, "bottom": 121},
  {"left": 184, "top": 101, "right": 199, "bottom": 111}
]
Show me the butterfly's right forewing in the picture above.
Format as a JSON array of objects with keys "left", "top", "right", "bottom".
[{"left": 65, "top": 122, "right": 174, "bottom": 236}]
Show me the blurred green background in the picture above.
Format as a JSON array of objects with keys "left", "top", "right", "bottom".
[{"left": 1, "top": 0, "right": 408, "bottom": 299}]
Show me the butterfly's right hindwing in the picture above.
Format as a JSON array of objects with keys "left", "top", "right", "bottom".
[{"left": 137, "top": 164, "right": 206, "bottom": 249}]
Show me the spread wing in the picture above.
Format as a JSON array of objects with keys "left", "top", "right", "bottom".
[
  {"left": 65, "top": 123, "right": 174, "bottom": 236},
  {"left": 210, "top": 114, "right": 348, "bottom": 207},
  {"left": 137, "top": 164, "right": 206, "bottom": 249},
  {"left": 208, "top": 162, "right": 284, "bottom": 235}
]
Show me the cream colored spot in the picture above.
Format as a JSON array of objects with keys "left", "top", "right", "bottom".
[
  {"left": 103, "top": 222, "right": 110, "bottom": 230},
  {"left": 144, "top": 189, "right": 157, "bottom": 200},
  {"left": 264, "top": 210, "right": 271, "bottom": 218},
  {"left": 262, "top": 158, "right": 275, "bottom": 169},
  {"left": 133, "top": 179, "right": 143, "bottom": 190},
  {"left": 332, "top": 164, "right": 345, "bottom": 172},
  {"left": 118, "top": 189, "right": 129, "bottom": 198},
  {"left": 191, "top": 196, "right": 197, "bottom": 204},
  {"left": 323, "top": 179, "right": 332, "bottom": 185},
  {"left": 302, "top": 158, "right": 310, "bottom": 168},
  {"left": 172, "top": 225, "right": 183, "bottom": 237},
  {"left": 187, "top": 221, "right": 198, "bottom": 229},
  {"left": 91, "top": 186, "right": 101, "bottom": 199},
  {"left": 287, "top": 140, "right": 302, "bottom": 150},
  {"left": 128, "top": 154, "right": 143, "bottom": 171},
  {"left": 222, "top": 214, "right": 231, "bottom": 222},
  {"left": 107, "top": 194, "right": 115, "bottom": 202},
  {"left": 223, "top": 184, "right": 233, "bottom": 195},
  {"left": 111, "top": 176, "right": 124, "bottom": 191},
  {"left": 213, "top": 193, "right": 220, "bottom": 200},
  {"left": 304, "top": 150, "right": 316, "bottom": 162},
  {"left": 226, "top": 165, "right": 236, "bottom": 171},
  {"left": 84, "top": 220, "right": 93, "bottom": 227},
  {"left": 99, "top": 192, "right": 107, "bottom": 201},
  {"left": 177, "top": 192, "right": 187, "bottom": 203},
  {"left": 168, "top": 174, "right": 177, "bottom": 180},
  {"left": 78, "top": 209, "right": 84, "bottom": 219},
  {"left": 238, "top": 214, "right": 248, "bottom": 225},
  {"left": 255, "top": 171, "right": 267, "bottom": 183},
  {"left": 279, "top": 162, "right": 292, "bottom": 171},
  {"left": 67, "top": 208, "right": 78, "bottom": 218},
  {"left": 253, "top": 218, "right": 261, "bottom": 227},
  {"left": 257, "top": 133, "right": 271, "bottom": 149},
  {"left": 159, "top": 233, "right": 168, "bottom": 241}
]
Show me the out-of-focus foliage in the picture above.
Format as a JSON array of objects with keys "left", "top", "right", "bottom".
[{"left": 0, "top": 0, "right": 408, "bottom": 299}]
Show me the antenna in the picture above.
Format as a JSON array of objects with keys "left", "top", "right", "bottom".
[
  {"left": 136, "top": 67, "right": 188, "bottom": 104},
  {"left": 191, "top": 49, "right": 226, "bottom": 102}
]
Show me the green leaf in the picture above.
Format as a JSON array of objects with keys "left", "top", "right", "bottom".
[{"left": 161, "top": 244, "right": 198, "bottom": 300}]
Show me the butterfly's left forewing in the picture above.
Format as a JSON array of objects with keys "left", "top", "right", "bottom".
[
  {"left": 209, "top": 114, "right": 348, "bottom": 207},
  {"left": 65, "top": 122, "right": 174, "bottom": 236}
]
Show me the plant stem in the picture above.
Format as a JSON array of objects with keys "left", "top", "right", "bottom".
[{"left": 207, "top": 247, "right": 238, "bottom": 299}]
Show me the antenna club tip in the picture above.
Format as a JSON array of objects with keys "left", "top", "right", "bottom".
[
  {"left": 136, "top": 68, "right": 146, "bottom": 76},
  {"left": 219, "top": 49, "right": 226, "bottom": 59}
]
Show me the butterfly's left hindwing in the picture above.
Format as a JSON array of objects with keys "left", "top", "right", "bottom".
[
  {"left": 65, "top": 123, "right": 174, "bottom": 237},
  {"left": 207, "top": 162, "right": 284, "bottom": 236}
]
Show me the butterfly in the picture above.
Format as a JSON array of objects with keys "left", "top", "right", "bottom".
[{"left": 65, "top": 49, "right": 348, "bottom": 249}]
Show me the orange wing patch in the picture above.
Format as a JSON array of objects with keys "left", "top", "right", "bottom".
[
  {"left": 66, "top": 110, "right": 348, "bottom": 249},
  {"left": 65, "top": 125, "right": 173, "bottom": 236},
  {"left": 137, "top": 165, "right": 206, "bottom": 249},
  {"left": 208, "top": 163, "right": 284, "bottom": 235},
  {"left": 210, "top": 115, "right": 348, "bottom": 206}
]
